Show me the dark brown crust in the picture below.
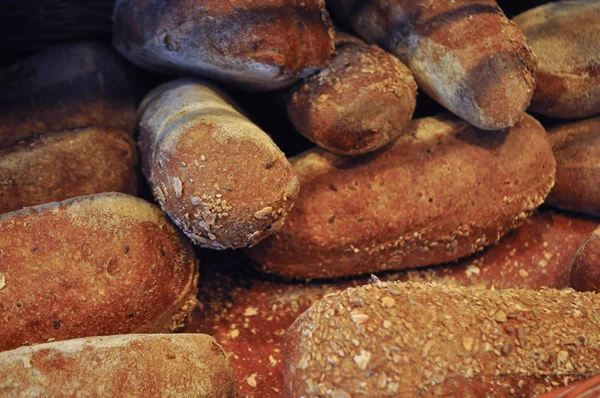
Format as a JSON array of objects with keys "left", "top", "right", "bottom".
[
  {"left": 545, "top": 117, "right": 600, "bottom": 216},
  {"left": 570, "top": 227, "right": 600, "bottom": 292},
  {"left": 138, "top": 79, "right": 299, "bottom": 249},
  {"left": 245, "top": 113, "right": 556, "bottom": 279},
  {"left": 284, "top": 282, "right": 600, "bottom": 397},
  {"left": 514, "top": 0, "right": 600, "bottom": 119},
  {"left": 0, "top": 127, "right": 138, "bottom": 215},
  {"left": 286, "top": 32, "right": 417, "bottom": 155},
  {"left": 0, "top": 193, "right": 199, "bottom": 352},
  {"left": 113, "top": 0, "right": 334, "bottom": 90},
  {"left": 0, "top": 42, "right": 138, "bottom": 148},
  {"left": 327, "top": 0, "right": 536, "bottom": 130},
  {"left": 185, "top": 210, "right": 598, "bottom": 397},
  {"left": 0, "top": 334, "right": 235, "bottom": 397}
]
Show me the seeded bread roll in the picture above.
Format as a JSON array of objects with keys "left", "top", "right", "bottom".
[
  {"left": 570, "top": 227, "right": 600, "bottom": 293},
  {"left": 0, "top": 193, "right": 198, "bottom": 352},
  {"left": 285, "top": 281, "right": 600, "bottom": 397},
  {"left": 0, "top": 334, "right": 235, "bottom": 397},
  {"left": 327, "top": 0, "right": 536, "bottom": 130},
  {"left": 0, "top": 42, "right": 138, "bottom": 148},
  {"left": 545, "top": 117, "right": 600, "bottom": 216},
  {"left": 138, "top": 79, "right": 299, "bottom": 249},
  {"left": 286, "top": 32, "right": 417, "bottom": 155},
  {"left": 0, "top": 127, "right": 138, "bottom": 214},
  {"left": 113, "top": 0, "right": 334, "bottom": 91},
  {"left": 514, "top": 1, "right": 600, "bottom": 119},
  {"left": 246, "top": 113, "right": 555, "bottom": 279}
]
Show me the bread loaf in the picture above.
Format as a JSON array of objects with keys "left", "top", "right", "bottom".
[
  {"left": 0, "top": 127, "right": 138, "bottom": 214},
  {"left": 0, "top": 334, "right": 235, "bottom": 397},
  {"left": 0, "top": 42, "right": 138, "bottom": 147},
  {"left": 286, "top": 32, "right": 417, "bottom": 155},
  {"left": 514, "top": 1, "right": 600, "bottom": 119},
  {"left": 246, "top": 113, "right": 555, "bottom": 279},
  {"left": 138, "top": 79, "right": 299, "bottom": 249},
  {"left": 327, "top": 0, "right": 536, "bottom": 130},
  {"left": 545, "top": 117, "right": 600, "bottom": 216},
  {"left": 0, "top": 193, "right": 198, "bottom": 352},
  {"left": 570, "top": 227, "right": 600, "bottom": 293},
  {"left": 284, "top": 281, "right": 600, "bottom": 397},
  {"left": 113, "top": 0, "right": 334, "bottom": 90}
]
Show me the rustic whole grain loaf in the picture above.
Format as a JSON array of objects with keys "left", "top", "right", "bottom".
[
  {"left": 0, "top": 193, "right": 198, "bottom": 352},
  {"left": 0, "top": 127, "right": 138, "bottom": 214},
  {"left": 138, "top": 79, "right": 299, "bottom": 249},
  {"left": 285, "top": 281, "right": 600, "bottom": 397},
  {"left": 286, "top": 32, "right": 417, "bottom": 155},
  {"left": 570, "top": 227, "right": 600, "bottom": 293},
  {"left": 0, "top": 334, "right": 235, "bottom": 397},
  {"left": 0, "top": 41, "right": 138, "bottom": 148},
  {"left": 245, "top": 113, "right": 556, "bottom": 279},
  {"left": 514, "top": 0, "right": 600, "bottom": 119},
  {"left": 545, "top": 117, "right": 600, "bottom": 216},
  {"left": 113, "top": 0, "right": 334, "bottom": 90},
  {"left": 327, "top": 0, "right": 536, "bottom": 130}
]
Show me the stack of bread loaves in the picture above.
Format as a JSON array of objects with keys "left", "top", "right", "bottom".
[{"left": 1, "top": 0, "right": 600, "bottom": 396}]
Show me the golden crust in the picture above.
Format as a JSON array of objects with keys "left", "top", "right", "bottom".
[
  {"left": 285, "top": 281, "right": 600, "bottom": 397},
  {"left": 0, "top": 193, "right": 198, "bottom": 352}
]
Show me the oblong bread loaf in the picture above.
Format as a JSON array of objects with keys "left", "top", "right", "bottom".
[
  {"left": 0, "top": 193, "right": 198, "bottom": 352},
  {"left": 570, "top": 227, "right": 600, "bottom": 293},
  {"left": 138, "top": 79, "right": 299, "bottom": 249},
  {"left": 0, "top": 334, "right": 235, "bottom": 397},
  {"left": 514, "top": 0, "right": 600, "bottom": 119},
  {"left": 284, "top": 281, "right": 600, "bottom": 397},
  {"left": 0, "top": 127, "right": 138, "bottom": 215},
  {"left": 246, "top": 113, "right": 556, "bottom": 279},
  {"left": 0, "top": 41, "right": 138, "bottom": 147}
]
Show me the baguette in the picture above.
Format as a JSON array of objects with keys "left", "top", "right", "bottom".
[
  {"left": 327, "top": 0, "right": 536, "bottom": 130},
  {"left": 284, "top": 281, "right": 600, "bottom": 397},
  {"left": 514, "top": 1, "right": 600, "bottom": 119},
  {"left": 246, "top": 113, "right": 556, "bottom": 279},
  {"left": 286, "top": 32, "right": 417, "bottom": 155},
  {"left": 0, "top": 42, "right": 138, "bottom": 147},
  {"left": 189, "top": 210, "right": 597, "bottom": 396},
  {"left": 0, "top": 193, "right": 198, "bottom": 352},
  {"left": 545, "top": 117, "right": 600, "bottom": 216},
  {"left": 0, "top": 127, "right": 138, "bottom": 214},
  {"left": 570, "top": 227, "right": 600, "bottom": 293},
  {"left": 138, "top": 79, "right": 299, "bottom": 249},
  {"left": 0, "top": 334, "right": 235, "bottom": 397},
  {"left": 113, "top": 0, "right": 334, "bottom": 90}
]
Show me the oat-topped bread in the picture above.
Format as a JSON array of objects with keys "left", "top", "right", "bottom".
[
  {"left": 285, "top": 281, "right": 600, "bottom": 397},
  {"left": 0, "top": 193, "right": 198, "bottom": 352},
  {"left": 0, "top": 334, "right": 235, "bottom": 397},
  {"left": 514, "top": 0, "right": 600, "bottom": 119},
  {"left": 327, "top": 0, "right": 536, "bottom": 130},
  {"left": 0, "top": 41, "right": 139, "bottom": 148},
  {"left": 113, "top": 0, "right": 334, "bottom": 90},
  {"left": 138, "top": 79, "right": 299, "bottom": 249}
]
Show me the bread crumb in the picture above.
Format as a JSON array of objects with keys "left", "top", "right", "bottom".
[
  {"left": 269, "top": 355, "right": 277, "bottom": 366},
  {"left": 246, "top": 373, "right": 257, "bottom": 388},
  {"left": 0, "top": 272, "right": 5, "bottom": 290},
  {"left": 244, "top": 307, "right": 258, "bottom": 317}
]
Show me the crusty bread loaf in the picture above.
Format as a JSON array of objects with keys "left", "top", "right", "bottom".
[
  {"left": 570, "top": 227, "right": 600, "bottom": 293},
  {"left": 138, "top": 79, "right": 299, "bottom": 249},
  {"left": 286, "top": 32, "right": 417, "bottom": 155},
  {"left": 0, "top": 41, "right": 138, "bottom": 147},
  {"left": 0, "top": 127, "right": 138, "bottom": 214},
  {"left": 113, "top": 0, "right": 334, "bottom": 90},
  {"left": 327, "top": 0, "right": 536, "bottom": 130},
  {"left": 246, "top": 113, "right": 555, "bottom": 279},
  {"left": 285, "top": 281, "right": 600, "bottom": 397},
  {"left": 187, "top": 210, "right": 597, "bottom": 397},
  {"left": 0, "top": 193, "right": 198, "bottom": 352},
  {"left": 545, "top": 117, "right": 600, "bottom": 216},
  {"left": 0, "top": 334, "right": 235, "bottom": 397},
  {"left": 514, "top": 1, "right": 600, "bottom": 119}
]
